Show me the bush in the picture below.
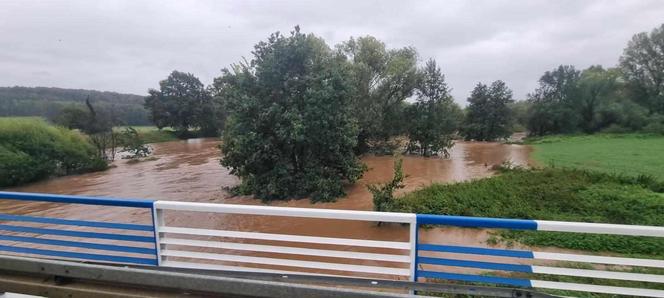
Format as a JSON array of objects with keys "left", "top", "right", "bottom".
[{"left": 0, "top": 117, "right": 106, "bottom": 187}]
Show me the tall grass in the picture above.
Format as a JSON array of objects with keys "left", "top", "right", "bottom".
[
  {"left": 391, "top": 167, "right": 664, "bottom": 256},
  {"left": 0, "top": 117, "right": 106, "bottom": 187}
]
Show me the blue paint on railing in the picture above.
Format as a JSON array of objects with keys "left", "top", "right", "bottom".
[
  {"left": 0, "top": 214, "right": 154, "bottom": 231},
  {"left": 0, "top": 235, "right": 155, "bottom": 255},
  {"left": 0, "top": 191, "right": 153, "bottom": 208},
  {"left": 418, "top": 244, "right": 534, "bottom": 259},
  {"left": 0, "top": 224, "right": 155, "bottom": 243},
  {"left": 418, "top": 257, "right": 533, "bottom": 273},
  {"left": 0, "top": 245, "right": 157, "bottom": 265},
  {"left": 417, "top": 214, "right": 537, "bottom": 230},
  {"left": 417, "top": 271, "right": 532, "bottom": 287}
]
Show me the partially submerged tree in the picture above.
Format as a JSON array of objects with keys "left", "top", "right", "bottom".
[
  {"left": 220, "top": 27, "right": 366, "bottom": 202},
  {"left": 368, "top": 158, "right": 405, "bottom": 215},
  {"left": 338, "top": 36, "right": 419, "bottom": 154},
  {"left": 144, "top": 71, "right": 218, "bottom": 137},
  {"left": 120, "top": 127, "right": 151, "bottom": 159},
  {"left": 405, "top": 59, "right": 461, "bottom": 157},
  {"left": 463, "top": 80, "right": 514, "bottom": 141}
]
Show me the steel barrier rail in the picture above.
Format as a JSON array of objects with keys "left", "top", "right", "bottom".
[
  {"left": 2, "top": 191, "right": 664, "bottom": 297},
  {"left": 0, "top": 191, "right": 158, "bottom": 266},
  {"left": 415, "top": 214, "right": 664, "bottom": 298},
  {"left": 154, "top": 200, "right": 418, "bottom": 280}
]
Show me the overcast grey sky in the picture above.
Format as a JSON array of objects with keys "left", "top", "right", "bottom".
[{"left": 1, "top": 0, "right": 663, "bottom": 104}]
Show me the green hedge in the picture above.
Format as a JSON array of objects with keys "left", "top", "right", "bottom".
[{"left": 0, "top": 117, "right": 106, "bottom": 187}]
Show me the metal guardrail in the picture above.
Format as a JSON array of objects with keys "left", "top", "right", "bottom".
[
  {"left": 415, "top": 214, "right": 664, "bottom": 297},
  {"left": 153, "top": 200, "right": 417, "bottom": 279},
  {"left": 1, "top": 191, "right": 663, "bottom": 297},
  {"left": 0, "top": 191, "right": 158, "bottom": 266}
]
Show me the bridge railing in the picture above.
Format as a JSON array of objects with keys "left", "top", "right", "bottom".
[
  {"left": 153, "top": 200, "right": 418, "bottom": 280},
  {"left": 415, "top": 214, "right": 664, "bottom": 297},
  {"left": 1, "top": 191, "right": 664, "bottom": 297},
  {"left": 0, "top": 191, "right": 158, "bottom": 266}
]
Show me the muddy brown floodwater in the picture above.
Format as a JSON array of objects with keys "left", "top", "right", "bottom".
[{"left": 3, "top": 138, "right": 533, "bottom": 278}]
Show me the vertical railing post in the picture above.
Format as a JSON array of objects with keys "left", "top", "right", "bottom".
[
  {"left": 151, "top": 202, "right": 163, "bottom": 266},
  {"left": 409, "top": 214, "right": 418, "bottom": 282}
]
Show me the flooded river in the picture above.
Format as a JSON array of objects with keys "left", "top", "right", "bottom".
[{"left": 3, "top": 138, "right": 532, "bottom": 277}]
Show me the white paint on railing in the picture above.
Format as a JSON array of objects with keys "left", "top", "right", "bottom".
[
  {"left": 160, "top": 237, "right": 410, "bottom": 263},
  {"left": 155, "top": 200, "right": 415, "bottom": 223},
  {"left": 158, "top": 226, "right": 410, "bottom": 249},
  {"left": 160, "top": 249, "right": 411, "bottom": 276},
  {"left": 533, "top": 252, "right": 664, "bottom": 268},
  {"left": 161, "top": 260, "right": 344, "bottom": 277},
  {"left": 531, "top": 280, "right": 664, "bottom": 298},
  {"left": 536, "top": 220, "right": 664, "bottom": 237},
  {"left": 532, "top": 266, "right": 664, "bottom": 283}
]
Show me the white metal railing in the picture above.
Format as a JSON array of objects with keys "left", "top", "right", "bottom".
[{"left": 153, "top": 201, "right": 418, "bottom": 280}]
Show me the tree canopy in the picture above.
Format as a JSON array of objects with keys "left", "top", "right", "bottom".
[
  {"left": 405, "top": 59, "right": 462, "bottom": 157},
  {"left": 338, "top": 36, "right": 419, "bottom": 153},
  {"left": 144, "top": 71, "right": 218, "bottom": 136},
  {"left": 463, "top": 80, "right": 514, "bottom": 141},
  {"left": 620, "top": 24, "right": 664, "bottom": 114},
  {"left": 219, "top": 27, "right": 366, "bottom": 202}
]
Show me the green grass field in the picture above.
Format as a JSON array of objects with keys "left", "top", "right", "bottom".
[
  {"left": 528, "top": 134, "right": 664, "bottom": 180},
  {"left": 114, "top": 126, "right": 178, "bottom": 143}
]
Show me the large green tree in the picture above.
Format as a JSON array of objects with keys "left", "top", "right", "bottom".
[
  {"left": 219, "top": 27, "right": 366, "bottom": 202},
  {"left": 144, "top": 71, "right": 217, "bottom": 136},
  {"left": 527, "top": 65, "right": 580, "bottom": 136},
  {"left": 338, "top": 36, "right": 419, "bottom": 153},
  {"left": 463, "top": 80, "right": 514, "bottom": 141},
  {"left": 620, "top": 24, "right": 664, "bottom": 114},
  {"left": 576, "top": 66, "right": 620, "bottom": 133},
  {"left": 405, "top": 59, "right": 462, "bottom": 157}
]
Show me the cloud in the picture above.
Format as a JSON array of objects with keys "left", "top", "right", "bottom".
[{"left": 1, "top": 0, "right": 663, "bottom": 104}]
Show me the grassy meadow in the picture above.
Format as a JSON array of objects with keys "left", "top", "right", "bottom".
[
  {"left": 528, "top": 134, "right": 664, "bottom": 180},
  {"left": 114, "top": 125, "right": 178, "bottom": 143}
]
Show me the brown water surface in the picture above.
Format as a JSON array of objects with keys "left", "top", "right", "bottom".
[{"left": 3, "top": 138, "right": 532, "bottom": 277}]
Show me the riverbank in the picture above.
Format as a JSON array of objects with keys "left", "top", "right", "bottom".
[
  {"left": 114, "top": 126, "right": 179, "bottom": 143},
  {"left": 528, "top": 133, "right": 664, "bottom": 180},
  {"left": 391, "top": 167, "right": 664, "bottom": 257}
]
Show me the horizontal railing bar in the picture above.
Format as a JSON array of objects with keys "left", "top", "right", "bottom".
[
  {"left": 161, "top": 260, "right": 344, "bottom": 278},
  {"left": 0, "top": 191, "right": 153, "bottom": 208},
  {"left": 531, "top": 280, "right": 664, "bottom": 298},
  {"left": 418, "top": 244, "right": 534, "bottom": 258},
  {"left": 417, "top": 257, "right": 532, "bottom": 273},
  {"left": 533, "top": 252, "right": 664, "bottom": 268},
  {"left": 0, "top": 214, "right": 153, "bottom": 231},
  {"left": 161, "top": 238, "right": 409, "bottom": 263},
  {"left": 536, "top": 220, "right": 664, "bottom": 237},
  {"left": 155, "top": 201, "right": 415, "bottom": 223},
  {"left": 425, "top": 246, "right": 664, "bottom": 268},
  {"left": 532, "top": 265, "right": 664, "bottom": 283},
  {"left": 0, "top": 224, "right": 155, "bottom": 243},
  {"left": 417, "top": 214, "right": 537, "bottom": 230},
  {"left": 0, "top": 244, "right": 156, "bottom": 265},
  {"left": 0, "top": 235, "right": 155, "bottom": 255},
  {"left": 417, "top": 270, "right": 531, "bottom": 287},
  {"left": 161, "top": 249, "right": 410, "bottom": 276},
  {"left": 159, "top": 226, "right": 410, "bottom": 249}
]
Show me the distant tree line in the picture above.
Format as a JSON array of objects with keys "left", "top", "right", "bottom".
[
  {"left": 526, "top": 24, "right": 664, "bottom": 136},
  {"left": 0, "top": 87, "right": 150, "bottom": 125}
]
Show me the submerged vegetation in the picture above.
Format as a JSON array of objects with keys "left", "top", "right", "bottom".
[
  {"left": 0, "top": 117, "right": 107, "bottom": 187},
  {"left": 391, "top": 167, "right": 664, "bottom": 256}
]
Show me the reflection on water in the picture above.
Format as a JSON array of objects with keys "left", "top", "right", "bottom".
[{"left": 2, "top": 138, "right": 532, "bottom": 277}]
